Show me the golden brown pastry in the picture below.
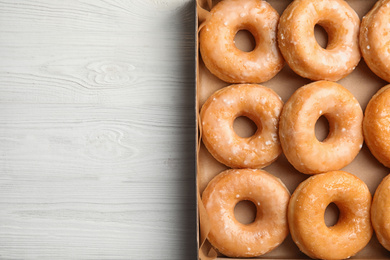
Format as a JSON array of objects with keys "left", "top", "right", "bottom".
[
  {"left": 360, "top": 0, "right": 390, "bottom": 82},
  {"left": 278, "top": 0, "right": 360, "bottom": 81},
  {"left": 202, "top": 169, "right": 290, "bottom": 257},
  {"left": 201, "top": 84, "right": 283, "bottom": 168},
  {"left": 363, "top": 85, "right": 390, "bottom": 167},
  {"left": 279, "top": 81, "right": 363, "bottom": 174},
  {"left": 372, "top": 174, "right": 390, "bottom": 251},
  {"left": 199, "top": 0, "right": 284, "bottom": 83},
  {"left": 288, "top": 171, "right": 372, "bottom": 259}
]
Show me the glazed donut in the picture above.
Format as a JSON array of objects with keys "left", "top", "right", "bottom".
[
  {"left": 202, "top": 168, "right": 290, "bottom": 257},
  {"left": 278, "top": 0, "right": 360, "bottom": 81},
  {"left": 200, "top": 84, "right": 283, "bottom": 168},
  {"left": 363, "top": 85, "right": 390, "bottom": 167},
  {"left": 199, "top": 0, "right": 284, "bottom": 83},
  {"left": 279, "top": 81, "right": 363, "bottom": 174},
  {"left": 360, "top": 0, "right": 390, "bottom": 82},
  {"left": 372, "top": 174, "right": 390, "bottom": 251},
  {"left": 288, "top": 171, "right": 373, "bottom": 259}
]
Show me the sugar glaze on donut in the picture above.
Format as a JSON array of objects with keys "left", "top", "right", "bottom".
[
  {"left": 200, "top": 84, "right": 283, "bottom": 168},
  {"left": 200, "top": 0, "right": 284, "bottom": 83},
  {"left": 278, "top": 0, "right": 360, "bottom": 81},
  {"left": 288, "top": 171, "right": 372, "bottom": 259},
  {"left": 372, "top": 174, "right": 390, "bottom": 251},
  {"left": 360, "top": 0, "right": 390, "bottom": 82},
  {"left": 202, "top": 169, "right": 290, "bottom": 257},
  {"left": 363, "top": 84, "right": 390, "bottom": 167},
  {"left": 279, "top": 81, "right": 363, "bottom": 174}
]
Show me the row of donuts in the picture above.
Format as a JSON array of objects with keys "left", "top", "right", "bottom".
[
  {"left": 201, "top": 80, "right": 390, "bottom": 174},
  {"left": 202, "top": 168, "right": 390, "bottom": 259},
  {"left": 200, "top": 0, "right": 390, "bottom": 84}
]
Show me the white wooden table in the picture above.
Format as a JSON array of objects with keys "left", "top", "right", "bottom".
[{"left": 0, "top": 0, "right": 197, "bottom": 259}]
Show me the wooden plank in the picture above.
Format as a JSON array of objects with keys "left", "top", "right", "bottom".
[{"left": 0, "top": 0, "right": 196, "bottom": 259}]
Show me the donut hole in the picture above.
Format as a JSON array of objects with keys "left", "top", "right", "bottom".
[
  {"left": 315, "top": 115, "right": 330, "bottom": 142},
  {"left": 234, "top": 200, "right": 258, "bottom": 225},
  {"left": 314, "top": 24, "right": 329, "bottom": 49},
  {"left": 233, "top": 116, "right": 258, "bottom": 138},
  {"left": 324, "top": 202, "right": 340, "bottom": 227},
  {"left": 234, "top": 29, "right": 256, "bottom": 52}
]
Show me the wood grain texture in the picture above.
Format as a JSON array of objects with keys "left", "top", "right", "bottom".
[{"left": 0, "top": 0, "right": 197, "bottom": 259}]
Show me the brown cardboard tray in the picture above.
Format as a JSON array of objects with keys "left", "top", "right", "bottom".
[{"left": 196, "top": 0, "right": 390, "bottom": 259}]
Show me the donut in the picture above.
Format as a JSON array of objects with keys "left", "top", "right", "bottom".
[
  {"left": 202, "top": 168, "right": 290, "bottom": 257},
  {"left": 199, "top": 0, "right": 284, "bottom": 83},
  {"left": 278, "top": 0, "right": 360, "bottom": 81},
  {"left": 363, "top": 85, "right": 390, "bottom": 167},
  {"left": 288, "top": 171, "right": 373, "bottom": 259},
  {"left": 200, "top": 84, "right": 283, "bottom": 168},
  {"left": 372, "top": 174, "right": 390, "bottom": 251},
  {"left": 360, "top": 0, "right": 390, "bottom": 82},
  {"left": 279, "top": 81, "right": 363, "bottom": 174}
]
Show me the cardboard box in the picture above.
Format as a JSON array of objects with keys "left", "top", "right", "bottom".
[{"left": 196, "top": 0, "right": 390, "bottom": 259}]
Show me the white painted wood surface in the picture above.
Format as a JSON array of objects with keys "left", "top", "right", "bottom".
[{"left": 0, "top": 0, "right": 197, "bottom": 259}]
